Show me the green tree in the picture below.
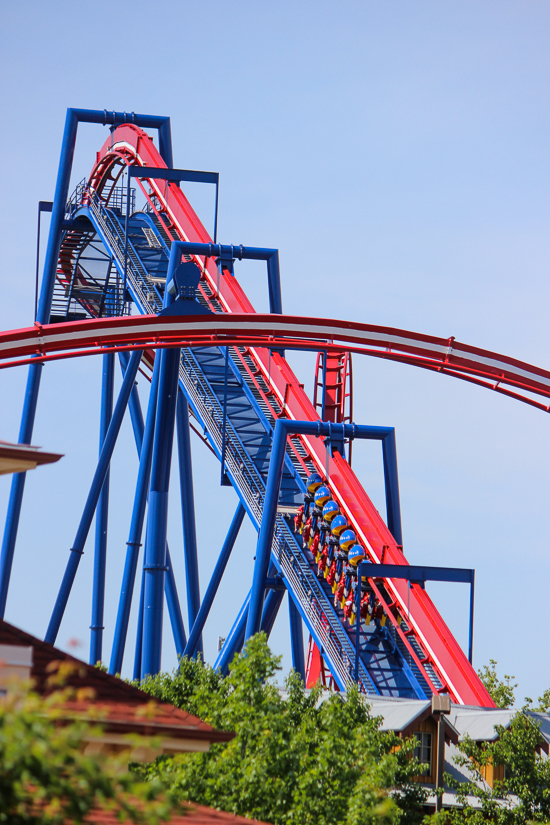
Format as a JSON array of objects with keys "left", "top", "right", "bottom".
[
  {"left": 137, "top": 633, "right": 428, "bottom": 825},
  {"left": 478, "top": 659, "right": 517, "bottom": 709},
  {"left": 0, "top": 683, "right": 182, "bottom": 825},
  {"left": 431, "top": 712, "right": 550, "bottom": 824},
  {"left": 524, "top": 689, "right": 550, "bottom": 714}
]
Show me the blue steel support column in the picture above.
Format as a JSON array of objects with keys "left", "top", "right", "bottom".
[
  {"left": 112, "top": 352, "right": 187, "bottom": 673},
  {"left": 468, "top": 572, "right": 475, "bottom": 665},
  {"left": 214, "top": 591, "right": 250, "bottom": 674},
  {"left": 119, "top": 353, "right": 144, "bottom": 455},
  {"left": 214, "top": 585, "right": 284, "bottom": 676},
  {"left": 176, "top": 389, "right": 202, "bottom": 654},
  {"left": 288, "top": 595, "right": 305, "bottom": 681},
  {"left": 141, "top": 344, "right": 181, "bottom": 678},
  {"left": 45, "top": 348, "right": 142, "bottom": 644},
  {"left": 133, "top": 566, "right": 145, "bottom": 681},
  {"left": 245, "top": 422, "right": 289, "bottom": 640},
  {"left": 0, "top": 361, "right": 44, "bottom": 617},
  {"left": 165, "top": 546, "right": 186, "bottom": 656},
  {"left": 158, "top": 119, "right": 174, "bottom": 170},
  {"left": 260, "top": 587, "right": 284, "bottom": 638},
  {"left": 184, "top": 502, "right": 245, "bottom": 659},
  {"left": 266, "top": 250, "right": 282, "bottom": 315},
  {"left": 381, "top": 430, "right": 403, "bottom": 546},
  {"left": 0, "top": 109, "right": 79, "bottom": 618},
  {"left": 90, "top": 352, "right": 115, "bottom": 664},
  {"left": 109, "top": 357, "right": 160, "bottom": 675}
]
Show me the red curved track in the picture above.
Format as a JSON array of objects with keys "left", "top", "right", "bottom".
[
  {"left": 1, "top": 314, "right": 549, "bottom": 413},
  {"left": 12, "top": 122, "right": 546, "bottom": 706}
]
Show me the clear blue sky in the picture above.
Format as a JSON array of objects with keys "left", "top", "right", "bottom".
[{"left": 0, "top": 1, "right": 548, "bottom": 702}]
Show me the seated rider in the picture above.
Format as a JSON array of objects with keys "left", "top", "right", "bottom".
[
  {"left": 328, "top": 514, "right": 349, "bottom": 593},
  {"left": 343, "top": 566, "right": 358, "bottom": 623},
  {"left": 295, "top": 472, "right": 323, "bottom": 535},
  {"left": 360, "top": 578, "right": 374, "bottom": 625},
  {"left": 307, "top": 485, "right": 331, "bottom": 551},
  {"left": 345, "top": 552, "right": 367, "bottom": 625},
  {"left": 316, "top": 499, "right": 339, "bottom": 571},
  {"left": 338, "top": 529, "right": 357, "bottom": 608},
  {"left": 373, "top": 599, "right": 387, "bottom": 627}
]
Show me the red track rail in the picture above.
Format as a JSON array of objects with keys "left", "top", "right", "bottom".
[{"left": 1, "top": 314, "right": 549, "bottom": 412}]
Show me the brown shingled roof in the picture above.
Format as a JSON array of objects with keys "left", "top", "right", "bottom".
[
  {"left": 0, "top": 619, "right": 232, "bottom": 745},
  {"left": 84, "top": 802, "right": 268, "bottom": 824}
]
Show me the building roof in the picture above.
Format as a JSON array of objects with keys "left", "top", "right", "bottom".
[
  {"left": 365, "top": 694, "right": 460, "bottom": 743},
  {"left": 525, "top": 711, "right": 550, "bottom": 746},
  {"left": 367, "top": 696, "right": 431, "bottom": 733},
  {"left": 85, "top": 802, "right": 268, "bottom": 824},
  {"left": 0, "top": 619, "right": 232, "bottom": 746},
  {"left": 450, "top": 707, "right": 516, "bottom": 741},
  {"left": 0, "top": 439, "right": 63, "bottom": 474}
]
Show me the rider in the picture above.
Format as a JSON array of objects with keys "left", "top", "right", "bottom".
[
  {"left": 307, "top": 484, "right": 331, "bottom": 552},
  {"left": 328, "top": 514, "right": 349, "bottom": 593},
  {"left": 347, "top": 543, "right": 367, "bottom": 568},
  {"left": 337, "top": 529, "right": 357, "bottom": 608},
  {"left": 360, "top": 578, "right": 374, "bottom": 625},
  {"left": 317, "top": 499, "right": 340, "bottom": 573},
  {"left": 295, "top": 472, "right": 323, "bottom": 535}
]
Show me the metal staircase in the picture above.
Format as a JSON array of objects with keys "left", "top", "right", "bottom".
[{"left": 61, "top": 185, "right": 435, "bottom": 698}]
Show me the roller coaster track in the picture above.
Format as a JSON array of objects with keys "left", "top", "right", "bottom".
[{"left": 3, "top": 120, "right": 546, "bottom": 705}]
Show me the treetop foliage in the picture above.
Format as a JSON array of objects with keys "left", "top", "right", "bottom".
[
  {"left": 478, "top": 659, "right": 518, "bottom": 709},
  {"left": 137, "top": 633, "right": 429, "bottom": 825},
  {"left": 0, "top": 682, "right": 182, "bottom": 825},
  {"left": 435, "top": 711, "right": 550, "bottom": 824}
]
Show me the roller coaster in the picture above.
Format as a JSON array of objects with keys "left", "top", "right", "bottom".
[{"left": 1, "top": 110, "right": 549, "bottom": 706}]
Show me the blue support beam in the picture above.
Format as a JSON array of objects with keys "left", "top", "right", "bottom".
[
  {"left": 260, "top": 587, "right": 284, "bottom": 638},
  {"left": 0, "top": 358, "right": 44, "bottom": 617},
  {"left": 110, "top": 353, "right": 186, "bottom": 674},
  {"left": 358, "top": 562, "right": 476, "bottom": 664},
  {"left": 176, "top": 390, "right": 202, "bottom": 655},
  {"left": 141, "top": 345, "right": 180, "bottom": 678},
  {"left": 128, "top": 166, "right": 219, "bottom": 242},
  {"left": 166, "top": 241, "right": 282, "bottom": 316},
  {"left": 214, "top": 578, "right": 286, "bottom": 676},
  {"left": 119, "top": 354, "right": 145, "bottom": 456},
  {"left": 380, "top": 429, "right": 402, "bottom": 545},
  {"left": 0, "top": 107, "right": 172, "bottom": 621},
  {"left": 109, "top": 356, "right": 160, "bottom": 675},
  {"left": 45, "top": 347, "right": 143, "bottom": 645},
  {"left": 90, "top": 352, "right": 115, "bottom": 665},
  {"left": 214, "top": 591, "right": 250, "bottom": 675},
  {"left": 184, "top": 502, "right": 245, "bottom": 659},
  {"left": 141, "top": 243, "right": 180, "bottom": 679},
  {"left": 288, "top": 595, "right": 306, "bottom": 681},
  {"left": 245, "top": 420, "right": 403, "bottom": 641},
  {"left": 323, "top": 422, "right": 402, "bottom": 545},
  {"left": 133, "top": 565, "right": 146, "bottom": 681},
  {"left": 164, "top": 546, "right": 187, "bottom": 657}
]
